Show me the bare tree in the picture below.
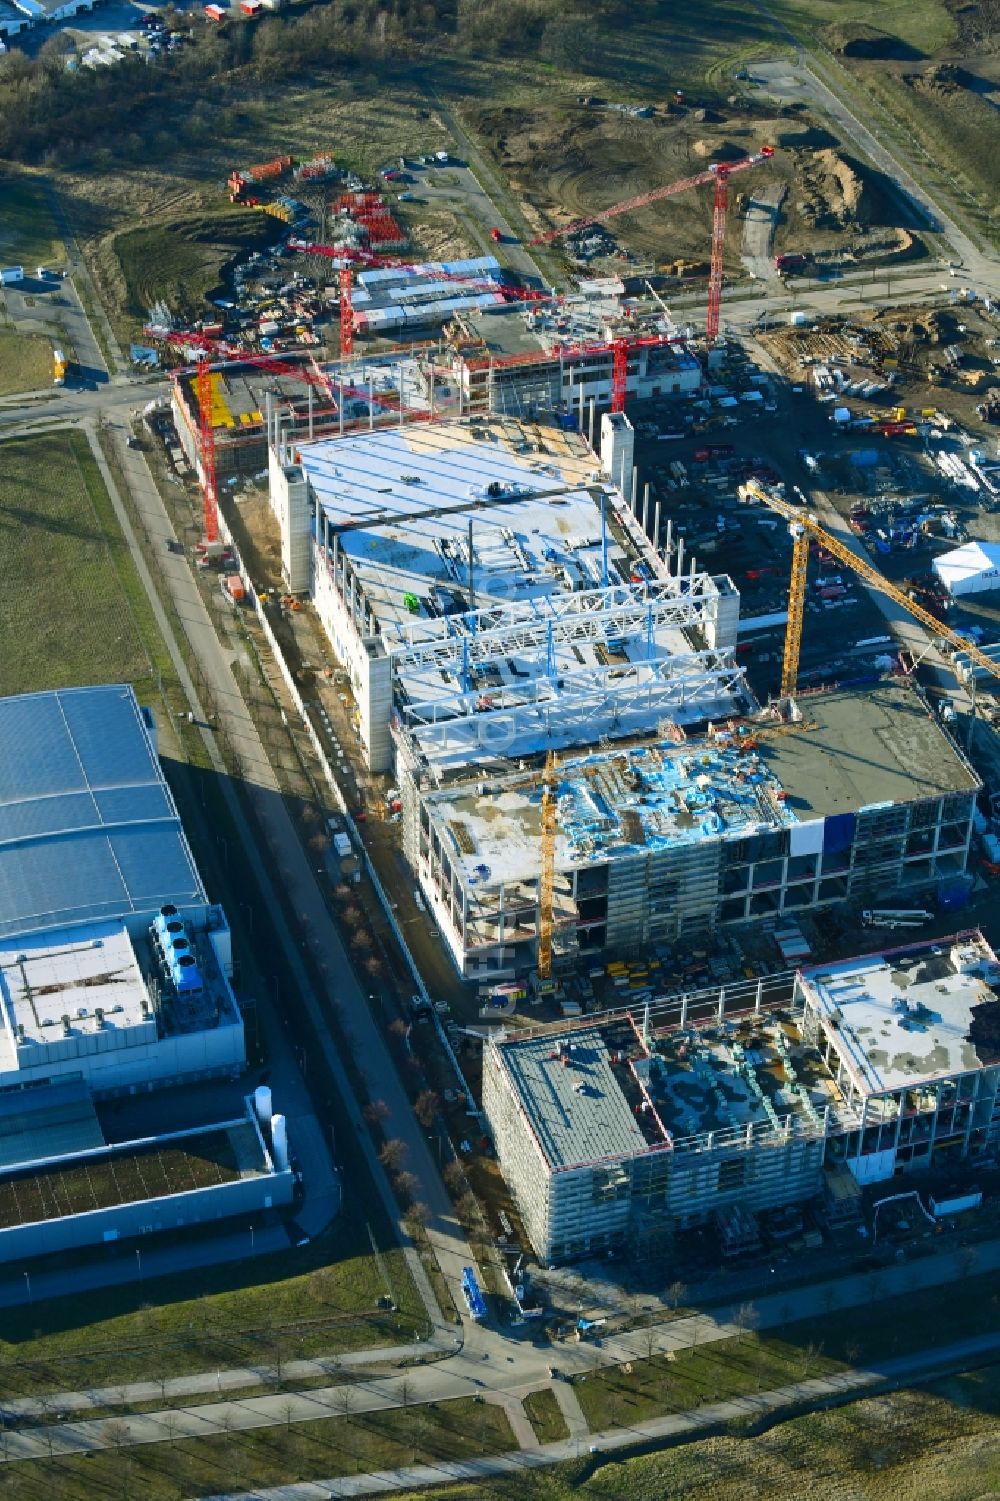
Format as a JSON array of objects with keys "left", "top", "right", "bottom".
[
  {"left": 443, "top": 1160, "right": 466, "bottom": 1194},
  {"left": 414, "top": 1089, "right": 441, "bottom": 1128},
  {"left": 363, "top": 1098, "right": 390, "bottom": 1128},
  {"left": 378, "top": 1138, "right": 408, "bottom": 1173},
  {"left": 334, "top": 1382, "right": 356, "bottom": 1427},
  {"left": 393, "top": 1169, "right": 420, "bottom": 1205},
  {"left": 280, "top": 1397, "right": 296, "bottom": 1431},
  {"left": 666, "top": 1279, "right": 687, "bottom": 1312},
  {"left": 162, "top": 1410, "right": 181, "bottom": 1448},
  {"left": 405, "top": 1201, "right": 431, "bottom": 1235},
  {"left": 735, "top": 1301, "right": 759, "bottom": 1344},
  {"left": 101, "top": 1417, "right": 131, "bottom": 1453}
]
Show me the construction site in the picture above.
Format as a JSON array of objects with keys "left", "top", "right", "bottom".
[
  {"left": 484, "top": 931, "right": 1000, "bottom": 1263},
  {"left": 137, "top": 75, "right": 1000, "bottom": 1286}
]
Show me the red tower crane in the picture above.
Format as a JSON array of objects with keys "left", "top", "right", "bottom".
[
  {"left": 146, "top": 329, "right": 345, "bottom": 542},
  {"left": 529, "top": 146, "right": 774, "bottom": 342}
]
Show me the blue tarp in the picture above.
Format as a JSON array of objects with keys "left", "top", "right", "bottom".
[{"left": 823, "top": 812, "right": 856, "bottom": 855}]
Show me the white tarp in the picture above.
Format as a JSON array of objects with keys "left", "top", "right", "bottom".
[
  {"left": 933, "top": 540, "right": 1000, "bottom": 597},
  {"left": 789, "top": 819, "right": 825, "bottom": 858}
]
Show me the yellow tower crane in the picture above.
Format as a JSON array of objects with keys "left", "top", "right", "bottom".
[
  {"left": 739, "top": 481, "right": 1000, "bottom": 697},
  {"left": 538, "top": 750, "right": 557, "bottom": 982}
]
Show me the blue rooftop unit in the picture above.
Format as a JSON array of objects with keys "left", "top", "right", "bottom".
[
  {"left": 0, "top": 686, "right": 207, "bottom": 942},
  {"left": 152, "top": 904, "right": 204, "bottom": 997}
]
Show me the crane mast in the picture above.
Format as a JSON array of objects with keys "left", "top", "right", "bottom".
[
  {"left": 741, "top": 480, "right": 1000, "bottom": 695},
  {"left": 538, "top": 750, "right": 557, "bottom": 981}
]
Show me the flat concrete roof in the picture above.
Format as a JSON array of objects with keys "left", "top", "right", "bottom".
[
  {"left": 302, "top": 420, "right": 610, "bottom": 638},
  {"left": 760, "top": 681, "right": 980, "bottom": 819},
  {"left": 498, "top": 1027, "right": 651, "bottom": 1172},
  {"left": 0, "top": 922, "right": 152, "bottom": 1053},
  {"left": 801, "top": 935, "right": 1000, "bottom": 1094}
]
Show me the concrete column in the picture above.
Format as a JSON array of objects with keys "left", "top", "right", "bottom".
[
  {"left": 664, "top": 518, "right": 673, "bottom": 571},
  {"left": 588, "top": 397, "right": 595, "bottom": 449},
  {"left": 654, "top": 500, "right": 662, "bottom": 551}
]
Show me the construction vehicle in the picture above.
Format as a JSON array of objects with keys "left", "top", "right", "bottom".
[
  {"left": 862, "top": 908, "right": 933, "bottom": 929},
  {"left": 529, "top": 147, "right": 774, "bottom": 341},
  {"left": 52, "top": 348, "right": 67, "bottom": 386},
  {"left": 739, "top": 480, "right": 1000, "bottom": 699}
]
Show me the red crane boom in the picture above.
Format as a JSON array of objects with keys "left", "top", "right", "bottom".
[
  {"left": 530, "top": 146, "right": 774, "bottom": 342},
  {"left": 528, "top": 148, "right": 774, "bottom": 245}
]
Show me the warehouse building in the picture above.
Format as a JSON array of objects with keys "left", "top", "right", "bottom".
[
  {"left": 0, "top": 685, "right": 294, "bottom": 1268},
  {"left": 484, "top": 932, "right": 1000, "bottom": 1262}
]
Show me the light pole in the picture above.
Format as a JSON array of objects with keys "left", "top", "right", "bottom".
[
  {"left": 136, "top": 1248, "right": 143, "bottom": 1283},
  {"left": 23, "top": 1271, "right": 31, "bottom": 1306}
]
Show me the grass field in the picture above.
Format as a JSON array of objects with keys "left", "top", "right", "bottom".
[
  {"left": 0, "top": 331, "right": 55, "bottom": 397},
  {"left": 395, "top": 1372, "right": 1000, "bottom": 1501},
  {"left": 770, "top": 0, "right": 956, "bottom": 56},
  {"left": 574, "top": 1263, "right": 1000, "bottom": 1432},
  {"left": 0, "top": 1211, "right": 427, "bottom": 1398},
  {"left": 0, "top": 431, "right": 159, "bottom": 699},
  {"left": 0, "top": 174, "right": 63, "bottom": 268},
  {"left": 1, "top": 1397, "right": 514, "bottom": 1501},
  {"left": 522, "top": 1388, "right": 569, "bottom": 1444},
  {"left": 111, "top": 209, "right": 284, "bottom": 321}
]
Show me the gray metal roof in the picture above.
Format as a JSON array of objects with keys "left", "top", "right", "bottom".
[
  {"left": 500, "top": 1028, "right": 648, "bottom": 1172},
  {"left": 0, "top": 1081, "right": 104, "bottom": 1170},
  {"left": 0, "top": 686, "right": 206, "bottom": 940}
]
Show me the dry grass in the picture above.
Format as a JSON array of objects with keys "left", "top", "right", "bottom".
[
  {"left": 395, "top": 1368, "right": 1000, "bottom": 1501},
  {"left": 1, "top": 1398, "right": 515, "bottom": 1501},
  {"left": 0, "top": 331, "right": 56, "bottom": 397}
]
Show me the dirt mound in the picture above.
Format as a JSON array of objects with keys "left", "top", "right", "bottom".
[
  {"left": 691, "top": 138, "right": 748, "bottom": 160},
  {"left": 797, "top": 148, "right": 869, "bottom": 229},
  {"left": 773, "top": 123, "right": 837, "bottom": 150},
  {"left": 826, "top": 22, "right": 923, "bottom": 59}
]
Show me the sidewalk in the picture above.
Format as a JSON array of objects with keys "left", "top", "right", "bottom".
[{"left": 193, "top": 1329, "right": 1000, "bottom": 1500}]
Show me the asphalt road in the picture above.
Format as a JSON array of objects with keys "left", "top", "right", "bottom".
[{"left": 407, "top": 158, "right": 549, "bottom": 286}]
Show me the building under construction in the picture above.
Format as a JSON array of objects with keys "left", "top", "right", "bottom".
[
  {"left": 170, "top": 356, "right": 339, "bottom": 483},
  {"left": 484, "top": 932, "right": 1000, "bottom": 1262},
  {"left": 268, "top": 398, "right": 979, "bottom": 980}
]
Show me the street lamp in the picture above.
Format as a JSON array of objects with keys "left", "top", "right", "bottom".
[{"left": 23, "top": 1271, "right": 31, "bottom": 1306}]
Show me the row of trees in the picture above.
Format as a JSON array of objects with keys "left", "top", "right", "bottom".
[{"left": 0, "top": 0, "right": 634, "bottom": 164}]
